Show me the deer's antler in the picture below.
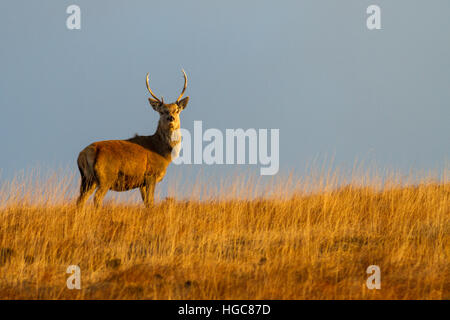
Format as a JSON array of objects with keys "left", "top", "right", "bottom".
[
  {"left": 176, "top": 69, "right": 188, "bottom": 103},
  {"left": 146, "top": 73, "right": 164, "bottom": 104}
]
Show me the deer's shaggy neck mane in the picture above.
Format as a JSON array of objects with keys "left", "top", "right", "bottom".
[
  {"left": 156, "top": 123, "right": 181, "bottom": 151},
  {"left": 128, "top": 124, "right": 181, "bottom": 161}
]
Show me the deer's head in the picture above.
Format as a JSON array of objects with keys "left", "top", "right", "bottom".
[{"left": 146, "top": 70, "right": 189, "bottom": 132}]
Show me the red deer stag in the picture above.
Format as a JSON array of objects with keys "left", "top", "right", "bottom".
[{"left": 76, "top": 70, "right": 189, "bottom": 208}]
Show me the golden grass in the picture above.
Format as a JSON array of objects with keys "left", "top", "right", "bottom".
[{"left": 0, "top": 167, "right": 448, "bottom": 299}]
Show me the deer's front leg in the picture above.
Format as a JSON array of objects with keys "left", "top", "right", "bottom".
[
  {"left": 139, "top": 186, "right": 148, "bottom": 204},
  {"left": 142, "top": 176, "right": 156, "bottom": 208}
]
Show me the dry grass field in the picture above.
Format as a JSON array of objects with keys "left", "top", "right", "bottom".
[{"left": 0, "top": 166, "right": 448, "bottom": 299}]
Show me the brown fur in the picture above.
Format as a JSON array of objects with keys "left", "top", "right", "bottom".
[{"left": 76, "top": 96, "right": 189, "bottom": 208}]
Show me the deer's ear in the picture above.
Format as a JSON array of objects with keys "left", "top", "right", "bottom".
[
  {"left": 148, "top": 98, "right": 163, "bottom": 111},
  {"left": 178, "top": 96, "right": 189, "bottom": 110}
]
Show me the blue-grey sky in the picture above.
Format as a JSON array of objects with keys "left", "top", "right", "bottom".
[{"left": 0, "top": 0, "right": 449, "bottom": 182}]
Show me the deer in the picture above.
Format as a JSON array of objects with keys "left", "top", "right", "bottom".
[{"left": 76, "top": 70, "right": 189, "bottom": 208}]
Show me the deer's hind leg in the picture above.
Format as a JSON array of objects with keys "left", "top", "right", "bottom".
[
  {"left": 77, "top": 176, "right": 97, "bottom": 209},
  {"left": 93, "top": 185, "right": 109, "bottom": 209}
]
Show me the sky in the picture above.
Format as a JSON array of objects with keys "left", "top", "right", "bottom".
[{"left": 0, "top": 1, "right": 449, "bottom": 186}]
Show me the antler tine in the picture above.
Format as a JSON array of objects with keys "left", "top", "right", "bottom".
[
  {"left": 146, "top": 73, "right": 163, "bottom": 104},
  {"left": 176, "top": 69, "right": 188, "bottom": 102}
]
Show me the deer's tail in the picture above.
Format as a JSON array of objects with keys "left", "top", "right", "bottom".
[{"left": 77, "top": 144, "right": 98, "bottom": 183}]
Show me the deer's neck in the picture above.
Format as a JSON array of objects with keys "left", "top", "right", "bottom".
[
  {"left": 128, "top": 124, "right": 182, "bottom": 161},
  {"left": 154, "top": 124, "right": 181, "bottom": 160}
]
